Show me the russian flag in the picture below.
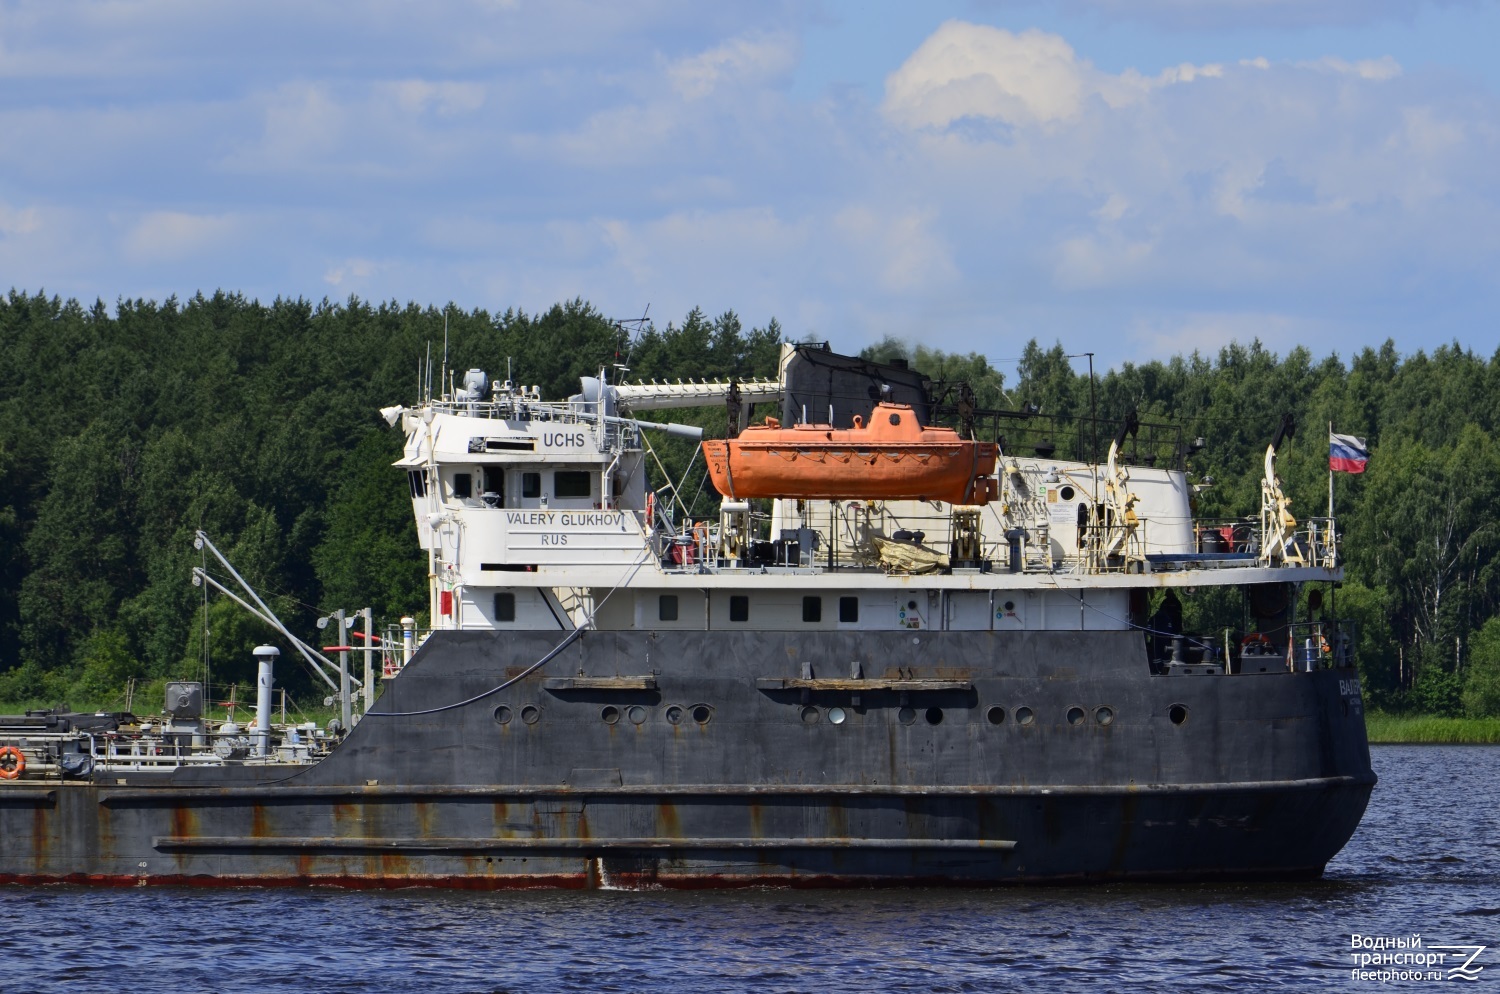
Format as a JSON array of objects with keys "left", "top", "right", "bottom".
[{"left": 1330, "top": 432, "right": 1369, "bottom": 474}]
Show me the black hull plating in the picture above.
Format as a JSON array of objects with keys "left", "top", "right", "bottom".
[{"left": 0, "top": 629, "right": 1375, "bottom": 888}]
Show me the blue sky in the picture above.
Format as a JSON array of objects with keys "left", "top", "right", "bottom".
[{"left": 2, "top": 0, "right": 1498, "bottom": 373}]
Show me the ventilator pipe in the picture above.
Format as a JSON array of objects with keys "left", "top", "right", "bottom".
[
  {"left": 252, "top": 645, "right": 279, "bottom": 759},
  {"left": 401, "top": 616, "right": 416, "bottom": 666}
]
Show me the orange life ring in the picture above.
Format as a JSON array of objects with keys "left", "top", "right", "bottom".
[
  {"left": 1241, "top": 633, "right": 1273, "bottom": 655},
  {"left": 0, "top": 745, "right": 25, "bottom": 780}
]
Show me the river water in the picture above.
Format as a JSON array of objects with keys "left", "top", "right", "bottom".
[{"left": 2, "top": 745, "right": 1495, "bottom": 993}]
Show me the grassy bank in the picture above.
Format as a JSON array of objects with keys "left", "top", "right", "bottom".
[{"left": 1364, "top": 710, "right": 1500, "bottom": 744}]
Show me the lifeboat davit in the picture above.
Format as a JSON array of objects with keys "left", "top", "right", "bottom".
[{"left": 702, "top": 403, "right": 999, "bottom": 504}]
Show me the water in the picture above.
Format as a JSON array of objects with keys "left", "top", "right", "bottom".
[{"left": 2, "top": 745, "right": 1495, "bottom": 993}]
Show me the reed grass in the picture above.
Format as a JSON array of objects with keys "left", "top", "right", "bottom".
[{"left": 1364, "top": 710, "right": 1500, "bottom": 744}]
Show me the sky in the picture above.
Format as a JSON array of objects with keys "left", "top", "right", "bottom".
[{"left": 2, "top": 0, "right": 1498, "bottom": 373}]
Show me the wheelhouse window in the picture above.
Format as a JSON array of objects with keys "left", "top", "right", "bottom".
[
  {"left": 555, "top": 471, "right": 592, "bottom": 499},
  {"left": 493, "top": 592, "right": 516, "bottom": 622},
  {"left": 408, "top": 470, "right": 427, "bottom": 498},
  {"left": 729, "top": 595, "right": 749, "bottom": 623},
  {"left": 452, "top": 472, "right": 472, "bottom": 500},
  {"left": 839, "top": 596, "right": 859, "bottom": 623},
  {"left": 659, "top": 595, "right": 679, "bottom": 622},
  {"left": 522, "top": 472, "right": 541, "bottom": 499},
  {"left": 802, "top": 596, "right": 822, "bottom": 623}
]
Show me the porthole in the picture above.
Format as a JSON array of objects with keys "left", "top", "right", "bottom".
[
  {"left": 520, "top": 705, "right": 541, "bottom": 725},
  {"left": 627, "top": 705, "right": 648, "bottom": 725},
  {"left": 1169, "top": 703, "right": 1189, "bottom": 726},
  {"left": 1003, "top": 601, "right": 1015, "bottom": 612},
  {"left": 897, "top": 707, "right": 917, "bottom": 725},
  {"left": 664, "top": 705, "right": 684, "bottom": 725},
  {"left": 1066, "top": 706, "right": 1086, "bottom": 726},
  {"left": 1060, "top": 485, "right": 1076, "bottom": 501},
  {"left": 493, "top": 705, "right": 512, "bottom": 725},
  {"left": 1016, "top": 706, "right": 1035, "bottom": 726},
  {"left": 986, "top": 706, "right": 1005, "bottom": 725},
  {"left": 600, "top": 705, "right": 620, "bottom": 725},
  {"left": 925, "top": 707, "right": 944, "bottom": 726},
  {"left": 800, "top": 705, "right": 821, "bottom": 724},
  {"left": 828, "top": 707, "right": 848, "bottom": 725},
  {"left": 691, "top": 704, "right": 713, "bottom": 725},
  {"left": 1095, "top": 706, "right": 1114, "bottom": 726},
  {"left": 888, "top": 412, "right": 902, "bottom": 426}
]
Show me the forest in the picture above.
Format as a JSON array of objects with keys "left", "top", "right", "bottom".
[{"left": 0, "top": 288, "right": 1497, "bottom": 719}]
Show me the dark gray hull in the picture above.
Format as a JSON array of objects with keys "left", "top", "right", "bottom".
[{"left": 0, "top": 629, "right": 1375, "bottom": 888}]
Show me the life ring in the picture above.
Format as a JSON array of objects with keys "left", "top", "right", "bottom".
[
  {"left": 1241, "top": 633, "right": 1273, "bottom": 655},
  {"left": 0, "top": 745, "right": 25, "bottom": 780}
]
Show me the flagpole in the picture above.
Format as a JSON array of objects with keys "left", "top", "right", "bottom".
[{"left": 1328, "top": 421, "right": 1335, "bottom": 522}]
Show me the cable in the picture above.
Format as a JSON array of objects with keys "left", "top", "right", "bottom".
[{"left": 364, "top": 549, "right": 654, "bottom": 718}]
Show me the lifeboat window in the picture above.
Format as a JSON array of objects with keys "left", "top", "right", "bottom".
[
  {"left": 408, "top": 470, "right": 427, "bottom": 498},
  {"left": 555, "top": 471, "right": 592, "bottom": 499},
  {"left": 802, "top": 596, "right": 822, "bottom": 623},
  {"left": 839, "top": 596, "right": 859, "bottom": 623},
  {"left": 494, "top": 592, "right": 515, "bottom": 622},
  {"left": 888, "top": 412, "right": 902, "bottom": 426},
  {"left": 729, "top": 595, "right": 749, "bottom": 622},
  {"left": 522, "top": 472, "right": 541, "bottom": 499},
  {"left": 453, "top": 473, "right": 473, "bottom": 500},
  {"left": 659, "top": 595, "right": 679, "bottom": 622}
]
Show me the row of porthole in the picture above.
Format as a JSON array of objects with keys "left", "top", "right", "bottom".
[
  {"left": 495, "top": 702, "right": 1190, "bottom": 728},
  {"left": 985, "top": 705, "right": 1188, "bottom": 726},
  {"left": 800, "top": 704, "right": 1190, "bottom": 727},
  {"left": 985, "top": 705, "right": 1117, "bottom": 726},
  {"left": 493, "top": 704, "right": 714, "bottom": 726}
]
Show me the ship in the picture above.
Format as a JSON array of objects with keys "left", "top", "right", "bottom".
[{"left": 0, "top": 342, "right": 1374, "bottom": 888}]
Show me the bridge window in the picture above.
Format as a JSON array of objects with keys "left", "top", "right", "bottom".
[
  {"left": 729, "top": 595, "right": 749, "bottom": 622},
  {"left": 522, "top": 472, "right": 541, "bottom": 499},
  {"left": 802, "top": 596, "right": 822, "bottom": 623},
  {"left": 453, "top": 473, "right": 472, "bottom": 500},
  {"left": 407, "top": 470, "right": 426, "bottom": 498},
  {"left": 493, "top": 592, "right": 515, "bottom": 622},
  {"left": 659, "top": 595, "right": 679, "bottom": 622},
  {"left": 555, "top": 471, "right": 592, "bottom": 499},
  {"left": 839, "top": 596, "right": 859, "bottom": 623}
]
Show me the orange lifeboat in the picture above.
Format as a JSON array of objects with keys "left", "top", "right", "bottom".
[{"left": 702, "top": 403, "right": 999, "bottom": 504}]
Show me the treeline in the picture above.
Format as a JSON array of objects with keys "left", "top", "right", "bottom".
[{"left": 0, "top": 289, "right": 1497, "bottom": 717}]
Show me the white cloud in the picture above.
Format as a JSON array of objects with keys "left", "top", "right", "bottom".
[
  {"left": 0, "top": 200, "right": 42, "bottom": 237},
  {"left": 385, "top": 80, "right": 487, "bottom": 116},
  {"left": 667, "top": 32, "right": 798, "bottom": 99},
  {"left": 244, "top": 83, "right": 345, "bottom": 169},
  {"left": 882, "top": 22, "right": 1224, "bottom": 131},
  {"left": 883, "top": 24, "right": 1094, "bottom": 128},
  {"left": 323, "top": 257, "right": 379, "bottom": 287},
  {"left": 122, "top": 211, "right": 239, "bottom": 263},
  {"left": 1298, "top": 56, "right": 1402, "bottom": 80},
  {"left": 833, "top": 207, "right": 959, "bottom": 292},
  {"left": 1055, "top": 0, "right": 1465, "bottom": 30},
  {"left": 1126, "top": 311, "right": 1325, "bottom": 360}
]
